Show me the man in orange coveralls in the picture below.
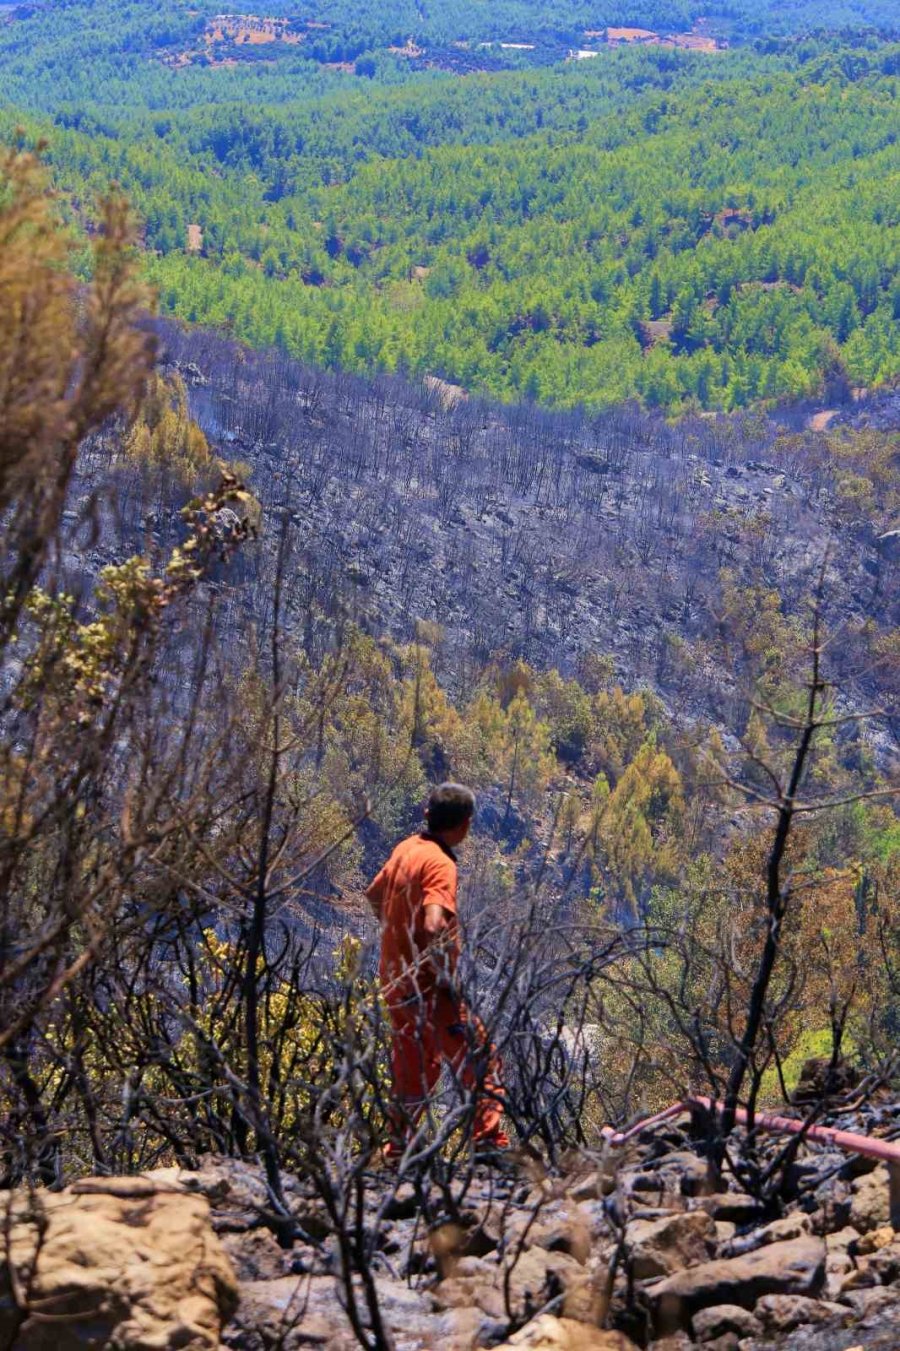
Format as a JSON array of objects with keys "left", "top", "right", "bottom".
[{"left": 366, "top": 783, "right": 508, "bottom": 1160}]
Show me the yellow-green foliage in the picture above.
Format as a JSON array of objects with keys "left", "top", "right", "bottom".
[
  {"left": 180, "top": 931, "right": 388, "bottom": 1149},
  {"left": 758, "top": 1027, "right": 858, "bottom": 1101},
  {"left": 588, "top": 821, "right": 900, "bottom": 1117},
  {"left": 20, "top": 476, "right": 257, "bottom": 727},
  {"left": 590, "top": 687, "right": 665, "bottom": 784},
  {"left": 37, "top": 930, "right": 389, "bottom": 1171},
  {"left": 189, "top": 930, "right": 323, "bottom": 1122},
  {"left": 23, "top": 559, "right": 160, "bottom": 717},
  {"left": 124, "top": 371, "right": 213, "bottom": 482},
  {"left": 599, "top": 741, "right": 685, "bottom": 908}
]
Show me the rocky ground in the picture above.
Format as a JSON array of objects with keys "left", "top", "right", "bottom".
[{"left": 4, "top": 1091, "right": 900, "bottom": 1350}]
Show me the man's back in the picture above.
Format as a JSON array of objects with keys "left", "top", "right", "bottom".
[{"left": 369, "top": 832, "right": 458, "bottom": 999}]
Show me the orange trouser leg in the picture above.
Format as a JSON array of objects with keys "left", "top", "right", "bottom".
[
  {"left": 387, "top": 991, "right": 508, "bottom": 1149},
  {"left": 436, "top": 994, "right": 508, "bottom": 1144},
  {"left": 387, "top": 996, "right": 440, "bottom": 1146}
]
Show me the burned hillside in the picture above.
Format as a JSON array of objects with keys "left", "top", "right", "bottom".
[{"left": 144, "top": 323, "right": 899, "bottom": 752}]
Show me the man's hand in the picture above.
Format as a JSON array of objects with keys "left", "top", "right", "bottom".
[{"left": 422, "top": 903, "right": 451, "bottom": 939}]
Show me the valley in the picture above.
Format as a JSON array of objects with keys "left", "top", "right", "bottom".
[{"left": 2, "top": 9, "right": 900, "bottom": 1348}]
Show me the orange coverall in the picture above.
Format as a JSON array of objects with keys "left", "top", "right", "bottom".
[{"left": 366, "top": 832, "right": 507, "bottom": 1153}]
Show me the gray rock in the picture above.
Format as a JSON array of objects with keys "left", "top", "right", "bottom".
[
  {"left": 383, "top": 1183, "right": 419, "bottom": 1220},
  {"left": 848, "top": 1165, "right": 891, "bottom": 1234},
  {"left": 234, "top": 1271, "right": 452, "bottom": 1350},
  {"left": 645, "top": 1235, "right": 826, "bottom": 1333},
  {"left": 696, "top": 1193, "right": 766, "bottom": 1225},
  {"left": 741, "top": 1301, "right": 900, "bottom": 1350},
  {"left": 656, "top": 1150, "right": 715, "bottom": 1197},
  {"left": 692, "top": 1303, "right": 762, "bottom": 1342},
  {"left": 721, "top": 1210, "right": 810, "bottom": 1257},
  {"left": 839, "top": 1284, "right": 900, "bottom": 1319},
  {"left": 868, "top": 1237, "right": 900, "bottom": 1284},
  {"left": 625, "top": 1211, "right": 717, "bottom": 1279},
  {"left": 221, "top": 1228, "right": 314, "bottom": 1282},
  {"left": 790, "top": 1056, "right": 860, "bottom": 1106},
  {"left": 754, "top": 1293, "right": 850, "bottom": 1333}
]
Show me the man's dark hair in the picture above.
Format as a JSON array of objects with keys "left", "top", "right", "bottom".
[{"left": 425, "top": 783, "right": 476, "bottom": 833}]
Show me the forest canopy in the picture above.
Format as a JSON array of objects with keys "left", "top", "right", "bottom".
[{"left": 1, "top": 5, "right": 898, "bottom": 411}]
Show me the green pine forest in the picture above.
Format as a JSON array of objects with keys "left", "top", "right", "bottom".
[{"left": 1, "top": 1, "right": 899, "bottom": 412}]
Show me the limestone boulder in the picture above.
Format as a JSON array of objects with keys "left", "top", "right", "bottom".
[
  {"left": 0, "top": 1177, "right": 238, "bottom": 1351},
  {"left": 146, "top": 1157, "right": 321, "bottom": 1239},
  {"left": 754, "top": 1293, "right": 849, "bottom": 1334},
  {"left": 645, "top": 1235, "right": 826, "bottom": 1333},
  {"left": 504, "top": 1247, "right": 599, "bottom": 1323},
  {"left": 691, "top": 1304, "right": 761, "bottom": 1342},
  {"left": 432, "top": 1255, "right": 506, "bottom": 1320},
  {"left": 851, "top": 1224, "right": 895, "bottom": 1257},
  {"left": 436, "top": 1245, "right": 598, "bottom": 1324},
  {"left": 720, "top": 1210, "right": 810, "bottom": 1258},
  {"left": 566, "top": 1166, "right": 617, "bottom": 1203},
  {"left": 836, "top": 1264, "right": 878, "bottom": 1296},
  {"left": 538, "top": 1206, "right": 594, "bottom": 1265},
  {"left": 507, "top": 1203, "right": 593, "bottom": 1265},
  {"left": 823, "top": 1226, "right": 859, "bottom": 1297},
  {"left": 625, "top": 1211, "right": 716, "bottom": 1279},
  {"left": 493, "top": 1315, "right": 639, "bottom": 1350},
  {"left": 824, "top": 1225, "right": 860, "bottom": 1256},
  {"left": 232, "top": 1270, "right": 488, "bottom": 1351},
  {"left": 848, "top": 1165, "right": 891, "bottom": 1234}
]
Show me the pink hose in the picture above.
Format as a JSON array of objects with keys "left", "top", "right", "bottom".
[{"left": 601, "top": 1094, "right": 900, "bottom": 1166}]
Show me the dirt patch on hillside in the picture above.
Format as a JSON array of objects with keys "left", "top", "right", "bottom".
[
  {"left": 168, "top": 14, "right": 314, "bottom": 66},
  {"left": 607, "top": 27, "right": 659, "bottom": 43},
  {"left": 603, "top": 25, "right": 725, "bottom": 53}
]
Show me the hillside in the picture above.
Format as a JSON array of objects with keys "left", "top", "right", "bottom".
[
  {"left": 152, "top": 322, "right": 899, "bottom": 724},
  {"left": 2, "top": 57, "right": 900, "bottom": 1351},
  {"left": 2, "top": 27, "right": 898, "bottom": 413},
  {"left": 147, "top": 51, "right": 900, "bottom": 412},
  {"left": 2, "top": 0, "right": 898, "bottom": 105},
  {"left": 35, "top": 308, "right": 891, "bottom": 941}
]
